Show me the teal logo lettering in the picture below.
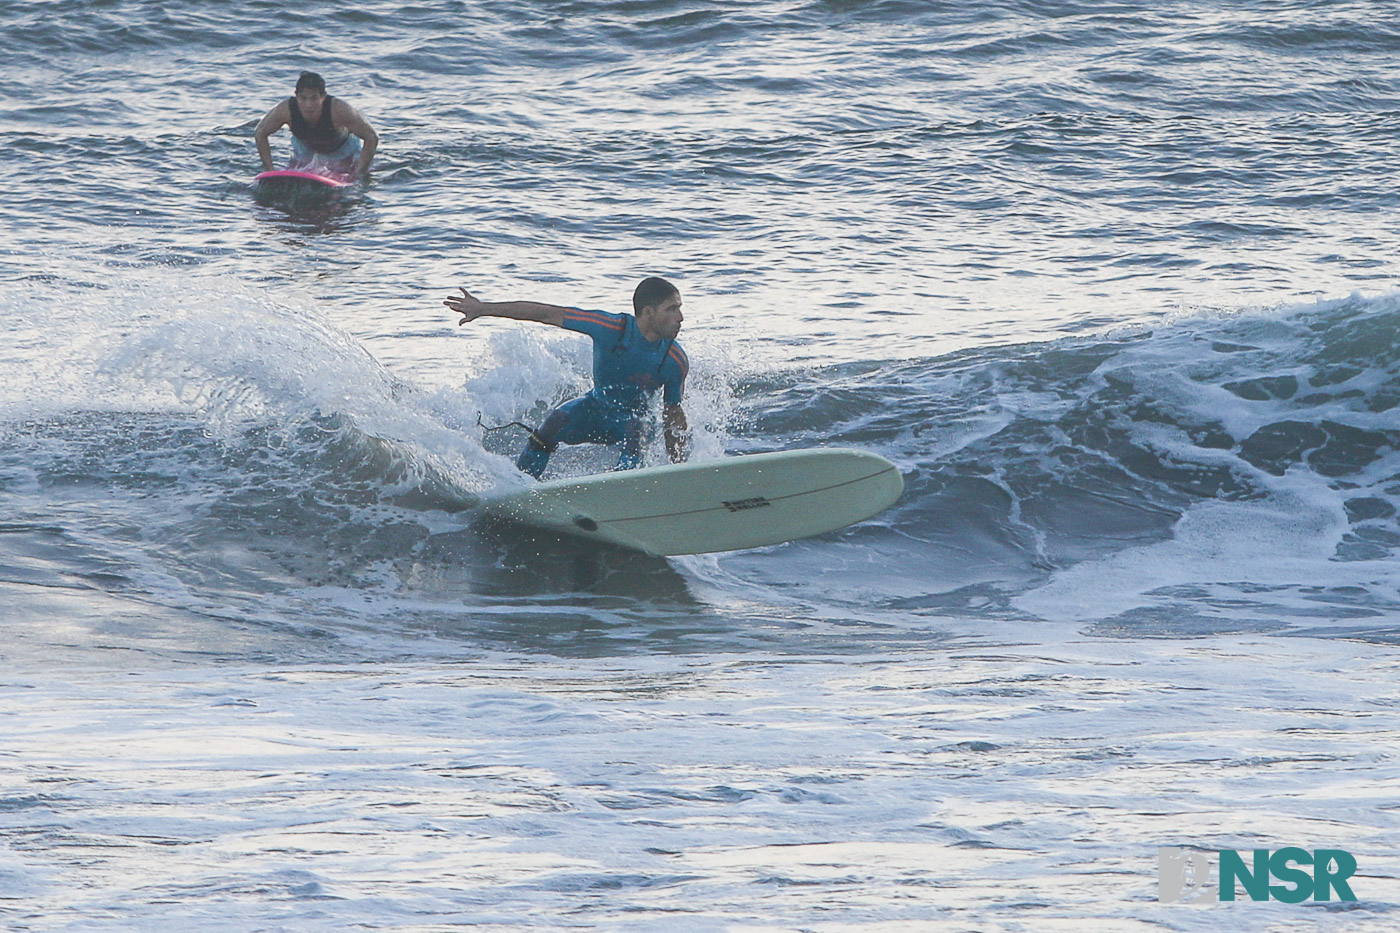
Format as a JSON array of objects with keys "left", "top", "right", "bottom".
[{"left": 1158, "top": 848, "right": 1358, "bottom": 904}]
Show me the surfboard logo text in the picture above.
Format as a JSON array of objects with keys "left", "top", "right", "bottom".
[{"left": 722, "top": 497, "right": 772, "bottom": 512}]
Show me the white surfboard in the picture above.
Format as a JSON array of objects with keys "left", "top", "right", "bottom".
[{"left": 482, "top": 448, "right": 903, "bottom": 556}]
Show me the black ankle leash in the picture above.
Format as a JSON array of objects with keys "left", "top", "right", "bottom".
[{"left": 476, "top": 412, "right": 549, "bottom": 448}]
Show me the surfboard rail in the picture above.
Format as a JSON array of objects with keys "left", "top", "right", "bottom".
[{"left": 252, "top": 169, "right": 352, "bottom": 189}]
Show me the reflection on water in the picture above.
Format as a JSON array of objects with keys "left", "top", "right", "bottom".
[
  {"left": 251, "top": 179, "right": 365, "bottom": 236},
  {"left": 421, "top": 515, "right": 699, "bottom": 603}
]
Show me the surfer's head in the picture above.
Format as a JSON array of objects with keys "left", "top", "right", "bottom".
[
  {"left": 294, "top": 72, "right": 328, "bottom": 115},
  {"left": 296, "top": 71, "right": 326, "bottom": 95},
  {"left": 633, "top": 277, "right": 683, "bottom": 341}
]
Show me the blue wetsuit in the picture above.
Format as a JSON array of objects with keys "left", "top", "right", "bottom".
[{"left": 517, "top": 308, "right": 689, "bottom": 478}]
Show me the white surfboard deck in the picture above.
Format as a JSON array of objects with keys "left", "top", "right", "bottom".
[{"left": 482, "top": 448, "right": 904, "bottom": 556}]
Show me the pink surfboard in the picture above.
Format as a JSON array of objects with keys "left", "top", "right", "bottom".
[{"left": 253, "top": 169, "right": 352, "bottom": 189}]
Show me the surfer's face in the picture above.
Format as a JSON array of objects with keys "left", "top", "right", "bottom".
[
  {"left": 642, "top": 293, "right": 684, "bottom": 340},
  {"left": 295, "top": 89, "right": 326, "bottom": 117}
]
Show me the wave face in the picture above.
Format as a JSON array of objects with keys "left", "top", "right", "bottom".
[
  {"left": 722, "top": 294, "right": 1400, "bottom": 635},
  {"left": 5, "top": 275, "right": 1396, "bottom": 646}
]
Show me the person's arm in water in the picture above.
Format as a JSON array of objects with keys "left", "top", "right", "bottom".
[
  {"left": 445, "top": 288, "right": 568, "bottom": 327},
  {"left": 331, "top": 98, "right": 378, "bottom": 177},
  {"left": 253, "top": 101, "right": 290, "bottom": 172},
  {"left": 664, "top": 404, "right": 689, "bottom": 463}
]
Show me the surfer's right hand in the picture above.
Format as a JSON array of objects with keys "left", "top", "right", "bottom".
[{"left": 445, "top": 287, "right": 485, "bottom": 325}]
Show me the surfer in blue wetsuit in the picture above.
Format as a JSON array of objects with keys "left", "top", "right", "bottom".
[
  {"left": 254, "top": 71, "right": 378, "bottom": 178},
  {"left": 444, "top": 277, "right": 690, "bottom": 478}
]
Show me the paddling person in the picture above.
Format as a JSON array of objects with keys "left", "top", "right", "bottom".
[
  {"left": 445, "top": 277, "right": 690, "bottom": 478},
  {"left": 254, "top": 71, "right": 378, "bottom": 178}
]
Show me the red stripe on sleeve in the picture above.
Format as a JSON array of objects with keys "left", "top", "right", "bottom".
[
  {"left": 564, "top": 309, "right": 624, "bottom": 330},
  {"left": 667, "top": 345, "right": 689, "bottom": 375}
]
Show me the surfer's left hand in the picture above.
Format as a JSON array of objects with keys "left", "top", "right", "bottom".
[{"left": 445, "top": 287, "right": 485, "bottom": 324}]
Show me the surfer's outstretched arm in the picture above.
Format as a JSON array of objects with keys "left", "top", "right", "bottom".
[
  {"left": 664, "top": 404, "right": 689, "bottom": 463},
  {"left": 444, "top": 288, "right": 566, "bottom": 327}
]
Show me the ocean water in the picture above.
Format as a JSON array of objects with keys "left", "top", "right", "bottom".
[{"left": 2, "top": 0, "right": 1400, "bottom": 929}]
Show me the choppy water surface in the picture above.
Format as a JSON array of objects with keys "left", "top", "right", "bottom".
[{"left": 2, "top": 1, "right": 1400, "bottom": 929}]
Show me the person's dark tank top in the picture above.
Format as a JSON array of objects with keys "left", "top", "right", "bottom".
[{"left": 288, "top": 96, "right": 348, "bottom": 153}]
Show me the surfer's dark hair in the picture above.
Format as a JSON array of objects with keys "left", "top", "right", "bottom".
[
  {"left": 296, "top": 71, "right": 326, "bottom": 94},
  {"left": 633, "top": 276, "right": 678, "bottom": 313}
]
